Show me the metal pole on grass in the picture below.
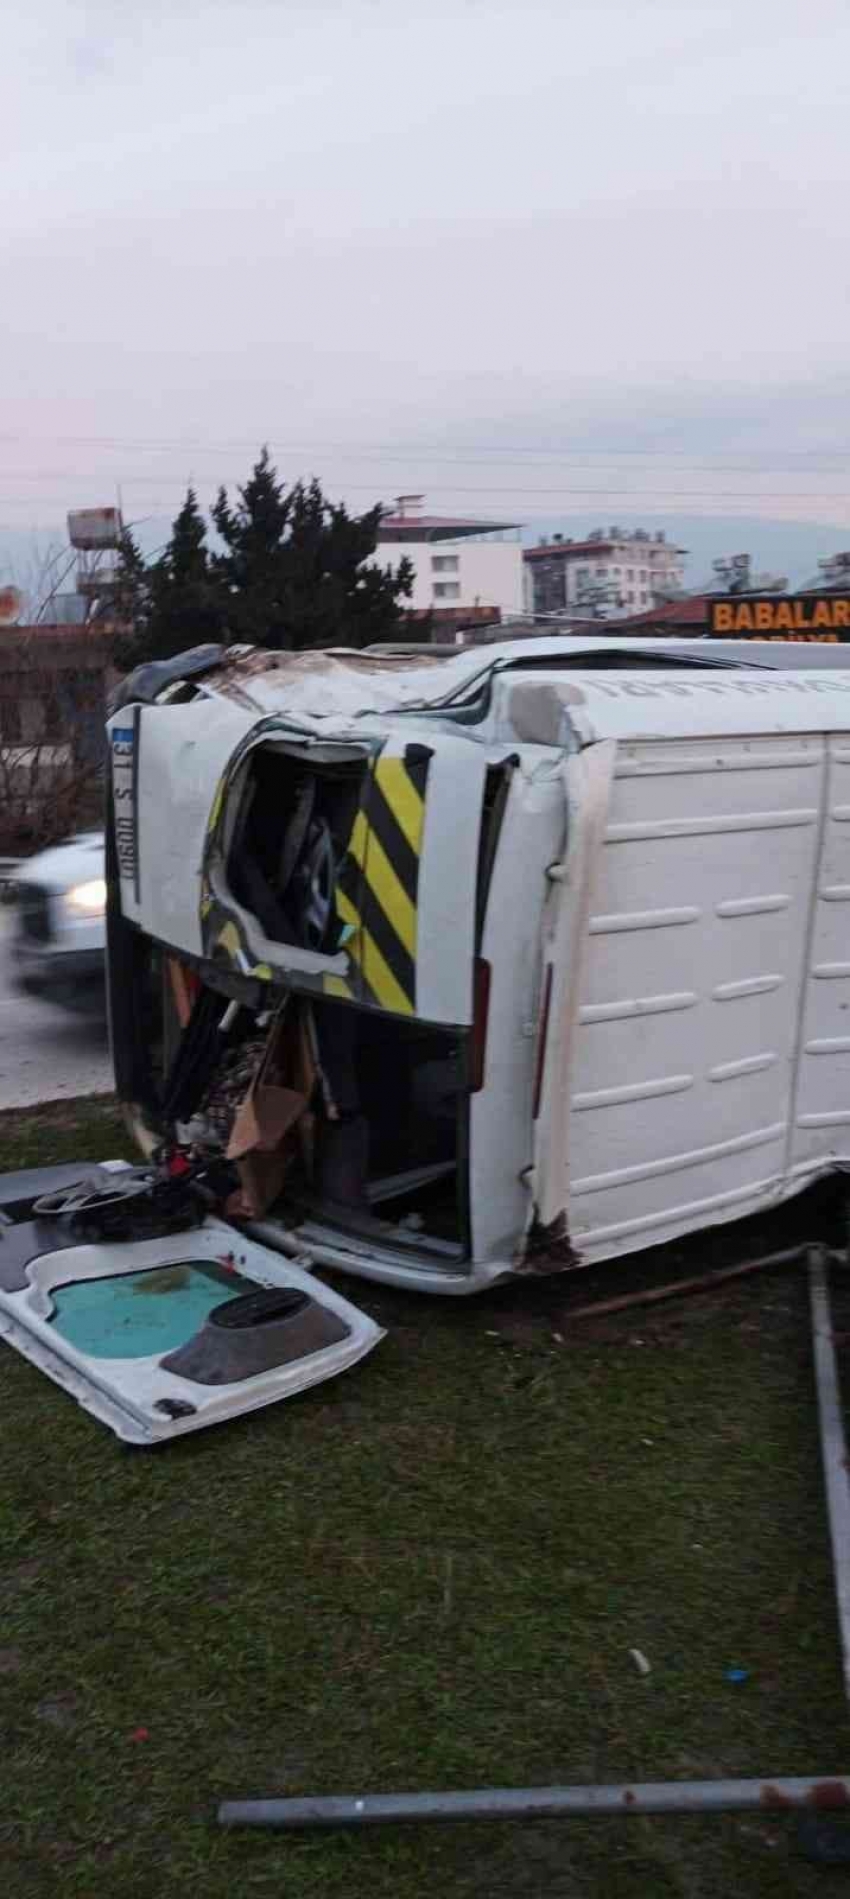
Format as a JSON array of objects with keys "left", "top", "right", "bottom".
[
  {"left": 810, "top": 1248, "right": 850, "bottom": 1706},
  {"left": 218, "top": 1777, "right": 850, "bottom": 1830}
]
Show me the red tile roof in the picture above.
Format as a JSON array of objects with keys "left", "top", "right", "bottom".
[{"left": 613, "top": 596, "right": 709, "bottom": 630}]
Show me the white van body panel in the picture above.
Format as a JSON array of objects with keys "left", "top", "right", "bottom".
[
  {"left": 531, "top": 739, "right": 617, "bottom": 1241},
  {"left": 789, "top": 735, "right": 850, "bottom": 1184},
  {"left": 469, "top": 759, "right": 566, "bottom": 1268},
  {"left": 401, "top": 732, "right": 487, "bottom": 1027},
  {"left": 534, "top": 728, "right": 830, "bottom": 1262},
  {"left": 108, "top": 699, "right": 257, "bottom": 951}
]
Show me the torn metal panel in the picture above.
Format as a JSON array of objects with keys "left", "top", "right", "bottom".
[
  {"left": 518, "top": 1209, "right": 581, "bottom": 1274},
  {"left": 196, "top": 725, "right": 487, "bottom": 1025}
]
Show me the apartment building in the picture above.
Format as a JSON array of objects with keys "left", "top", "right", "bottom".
[{"left": 523, "top": 526, "right": 686, "bottom": 619}]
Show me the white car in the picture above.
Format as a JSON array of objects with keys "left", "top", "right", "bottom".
[{"left": 11, "top": 831, "right": 106, "bottom": 1012}]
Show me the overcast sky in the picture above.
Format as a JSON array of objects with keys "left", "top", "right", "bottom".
[{"left": 4, "top": 0, "right": 850, "bottom": 546}]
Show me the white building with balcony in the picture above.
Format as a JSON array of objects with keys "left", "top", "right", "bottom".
[{"left": 377, "top": 495, "right": 524, "bottom": 624}]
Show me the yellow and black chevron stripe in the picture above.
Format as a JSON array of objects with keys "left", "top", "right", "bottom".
[{"left": 324, "top": 746, "right": 430, "bottom": 1016}]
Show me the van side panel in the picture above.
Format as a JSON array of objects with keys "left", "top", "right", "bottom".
[
  {"left": 470, "top": 765, "right": 565, "bottom": 1266},
  {"left": 108, "top": 700, "right": 256, "bottom": 951},
  {"left": 565, "top": 734, "right": 825, "bottom": 1260},
  {"left": 789, "top": 735, "right": 850, "bottom": 1181}
]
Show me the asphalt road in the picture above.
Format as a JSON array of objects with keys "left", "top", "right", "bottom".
[{"left": 0, "top": 913, "right": 112, "bottom": 1110}]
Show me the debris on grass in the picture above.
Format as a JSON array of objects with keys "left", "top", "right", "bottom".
[{"left": 629, "top": 1649, "right": 651, "bottom": 1677}]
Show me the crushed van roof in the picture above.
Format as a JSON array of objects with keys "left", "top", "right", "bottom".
[
  {"left": 190, "top": 638, "right": 850, "bottom": 742},
  {"left": 192, "top": 636, "right": 737, "bottom": 723}
]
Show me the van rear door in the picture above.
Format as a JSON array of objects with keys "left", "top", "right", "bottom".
[
  {"left": 531, "top": 730, "right": 826, "bottom": 1265},
  {"left": 0, "top": 1166, "right": 382, "bottom": 1446}
]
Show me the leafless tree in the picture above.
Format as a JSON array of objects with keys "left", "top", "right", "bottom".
[
  {"left": 0, "top": 544, "right": 111, "bottom": 858},
  {"left": 5, "top": 536, "right": 78, "bottom": 625}
]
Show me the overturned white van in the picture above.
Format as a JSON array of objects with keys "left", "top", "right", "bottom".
[
  {"left": 106, "top": 636, "right": 850, "bottom": 1287},
  {"left": 5, "top": 633, "right": 850, "bottom": 1445}
]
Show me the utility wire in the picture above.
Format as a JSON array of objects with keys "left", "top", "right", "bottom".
[
  {"left": 0, "top": 431, "right": 850, "bottom": 467},
  {"left": 0, "top": 486, "right": 848, "bottom": 506}
]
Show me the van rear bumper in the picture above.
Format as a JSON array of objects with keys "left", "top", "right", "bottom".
[{"left": 246, "top": 1216, "right": 513, "bottom": 1296}]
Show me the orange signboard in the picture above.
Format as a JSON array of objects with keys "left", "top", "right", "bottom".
[{"left": 709, "top": 595, "right": 850, "bottom": 640}]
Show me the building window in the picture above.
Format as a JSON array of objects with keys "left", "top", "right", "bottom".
[
  {"left": 613, "top": 566, "right": 621, "bottom": 576},
  {"left": 432, "top": 555, "right": 459, "bottom": 573},
  {"left": 433, "top": 582, "right": 461, "bottom": 600},
  {"left": 597, "top": 566, "right": 608, "bottom": 577},
  {"left": 639, "top": 569, "right": 647, "bottom": 581},
  {"left": 576, "top": 567, "right": 589, "bottom": 580},
  {"left": 626, "top": 568, "right": 633, "bottom": 580}
]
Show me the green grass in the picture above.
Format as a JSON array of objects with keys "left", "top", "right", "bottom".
[{"left": 1, "top": 1098, "right": 850, "bottom": 1895}]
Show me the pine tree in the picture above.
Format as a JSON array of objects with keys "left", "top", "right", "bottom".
[
  {"left": 148, "top": 487, "right": 225, "bottom": 656},
  {"left": 211, "top": 448, "right": 292, "bottom": 648},
  {"left": 112, "top": 489, "right": 226, "bottom": 668},
  {"left": 109, "top": 528, "right": 151, "bottom": 667},
  {"left": 112, "top": 454, "right": 416, "bottom": 669},
  {"left": 212, "top": 450, "right": 415, "bottom": 650}
]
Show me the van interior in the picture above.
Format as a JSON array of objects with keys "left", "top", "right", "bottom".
[{"left": 112, "top": 745, "right": 519, "bottom": 1265}]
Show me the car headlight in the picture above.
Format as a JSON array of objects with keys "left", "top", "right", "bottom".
[{"left": 65, "top": 878, "right": 107, "bottom": 915}]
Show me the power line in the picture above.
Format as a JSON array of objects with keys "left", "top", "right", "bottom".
[
  {"left": 5, "top": 460, "right": 850, "bottom": 483},
  {"left": 0, "top": 486, "right": 848, "bottom": 505},
  {"left": 1, "top": 431, "right": 850, "bottom": 467}
]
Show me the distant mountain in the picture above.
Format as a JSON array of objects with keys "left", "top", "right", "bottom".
[{"left": 523, "top": 514, "right": 850, "bottom": 591}]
